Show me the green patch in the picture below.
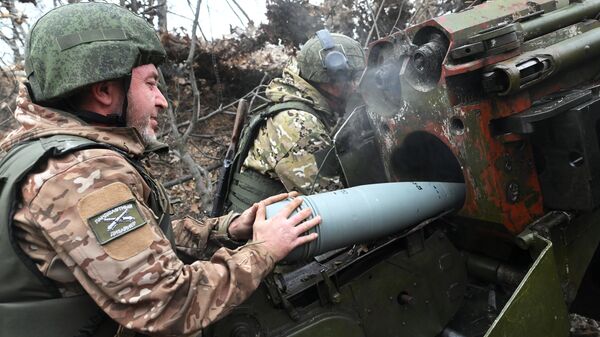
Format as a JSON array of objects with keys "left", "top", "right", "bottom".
[{"left": 88, "top": 200, "right": 147, "bottom": 245}]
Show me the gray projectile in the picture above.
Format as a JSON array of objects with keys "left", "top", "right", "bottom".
[{"left": 266, "top": 182, "right": 466, "bottom": 261}]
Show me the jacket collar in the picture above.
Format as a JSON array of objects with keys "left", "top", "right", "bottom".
[{"left": 0, "top": 84, "right": 146, "bottom": 156}]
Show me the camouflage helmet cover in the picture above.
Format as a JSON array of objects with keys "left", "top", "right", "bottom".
[
  {"left": 25, "top": 2, "right": 166, "bottom": 103},
  {"left": 297, "top": 32, "right": 366, "bottom": 84}
]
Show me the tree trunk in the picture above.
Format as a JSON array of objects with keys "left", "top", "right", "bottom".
[{"left": 158, "top": 0, "right": 168, "bottom": 33}]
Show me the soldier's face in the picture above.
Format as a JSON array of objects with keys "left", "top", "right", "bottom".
[
  {"left": 127, "top": 64, "right": 168, "bottom": 144},
  {"left": 318, "top": 80, "right": 355, "bottom": 103}
]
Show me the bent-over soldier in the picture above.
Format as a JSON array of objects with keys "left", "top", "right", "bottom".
[{"left": 224, "top": 30, "right": 366, "bottom": 213}]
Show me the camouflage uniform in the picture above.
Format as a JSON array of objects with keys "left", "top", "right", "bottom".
[
  {"left": 1, "top": 85, "right": 276, "bottom": 336},
  {"left": 242, "top": 62, "right": 345, "bottom": 195}
]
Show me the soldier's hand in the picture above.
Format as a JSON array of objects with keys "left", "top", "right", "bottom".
[
  {"left": 228, "top": 192, "right": 296, "bottom": 241},
  {"left": 253, "top": 197, "right": 320, "bottom": 262}
]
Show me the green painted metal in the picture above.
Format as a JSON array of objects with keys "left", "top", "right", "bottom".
[
  {"left": 488, "top": 26, "right": 600, "bottom": 95},
  {"left": 520, "top": 0, "right": 600, "bottom": 40},
  {"left": 348, "top": 231, "right": 467, "bottom": 337},
  {"left": 425, "top": 0, "right": 557, "bottom": 40},
  {"left": 523, "top": 20, "right": 600, "bottom": 51},
  {"left": 286, "top": 315, "right": 365, "bottom": 337},
  {"left": 484, "top": 234, "right": 570, "bottom": 337},
  {"left": 207, "top": 231, "right": 466, "bottom": 337},
  {"left": 549, "top": 210, "right": 600, "bottom": 303}
]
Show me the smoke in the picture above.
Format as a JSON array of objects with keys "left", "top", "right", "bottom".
[{"left": 356, "top": 28, "right": 464, "bottom": 185}]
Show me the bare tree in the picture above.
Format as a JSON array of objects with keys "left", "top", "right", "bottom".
[
  {"left": 166, "top": 0, "right": 212, "bottom": 207},
  {"left": 0, "top": 0, "right": 33, "bottom": 132},
  {"left": 157, "top": 0, "right": 167, "bottom": 33},
  {"left": 0, "top": 0, "right": 29, "bottom": 64}
]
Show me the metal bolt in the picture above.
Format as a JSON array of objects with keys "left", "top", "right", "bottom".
[
  {"left": 506, "top": 182, "right": 519, "bottom": 203},
  {"left": 504, "top": 158, "right": 512, "bottom": 172},
  {"left": 398, "top": 293, "right": 414, "bottom": 305},
  {"left": 332, "top": 292, "right": 342, "bottom": 304}
]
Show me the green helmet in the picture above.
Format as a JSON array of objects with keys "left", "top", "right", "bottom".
[
  {"left": 297, "top": 31, "right": 366, "bottom": 84},
  {"left": 25, "top": 2, "right": 166, "bottom": 103}
]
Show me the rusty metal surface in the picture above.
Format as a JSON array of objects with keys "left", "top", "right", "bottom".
[{"left": 361, "top": 0, "right": 600, "bottom": 235}]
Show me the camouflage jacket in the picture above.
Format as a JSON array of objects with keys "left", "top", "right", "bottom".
[
  {"left": 1, "top": 85, "right": 276, "bottom": 336},
  {"left": 242, "top": 63, "right": 345, "bottom": 194}
]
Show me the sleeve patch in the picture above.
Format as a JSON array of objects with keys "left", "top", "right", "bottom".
[
  {"left": 88, "top": 200, "right": 146, "bottom": 244},
  {"left": 78, "top": 182, "right": 155, "bottom": 260}
]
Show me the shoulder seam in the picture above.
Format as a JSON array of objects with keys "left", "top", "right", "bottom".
[{"left": 26, "top": 150, "right": 140, "bottom": 209}]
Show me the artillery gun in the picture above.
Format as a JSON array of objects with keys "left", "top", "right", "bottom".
[{"left": 206, "top": 1, "right": 600, "bottom": 336}]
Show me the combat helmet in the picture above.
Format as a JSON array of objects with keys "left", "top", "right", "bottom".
[
  {"left": 25, "top": 2, "right": 166, "bottom": 103},
  {"left": 297, "top": 30, "right": 366, "bottom": 84}
]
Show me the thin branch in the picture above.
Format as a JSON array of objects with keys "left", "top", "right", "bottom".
[
  {"left": 166, "top": 10, "right": 193, "bottom": 21},
  {"left": 165, "top": 10, "right": 208, "bottom": 42},
  {"left": 188, "top": 141, "right": 221, "bottom": 160},
  {"left": 0, "top": 115, "right": 14, "bottom": 128},
  {"left": 389, "top": 0, "right": 407, "bottom": 35},
  {"left": 197, "top": 106, "right": 230, "bottom": 123},
  {"left": 131, "top": 0, "right": 140, "bottom": 12},
  {"left": 196, "top": 23, "right": 208, "bottom": 43},
  {"left": 1, "top": 0, "right": 25, "bottom": 63},
  {"left": 190, "top": 133, "right": 219, "bottom": 138},
  {"left": 6, "top": 3, "right": 27, "bottom": 47},
  {"left": 181, "top": 0, "right": 202, "bottom": 143},
  {"left": 160, "top": 82, "right": 267, "bottom": 140},
  {"left": 230, "top": 0, "right": 252, "bottom": 23},
  {"left": 408, "top": 0, "right": 434, "bottom": 26},
  {"left": 141, "top": 3, "right": 163, "bottom": 14},
  {"left": 163, "top": 161, "right": 221, "bottom": 188},
  {"left": 466, "top": 0, "right": 482, "bottom": 10},
  {"left": 224, "top": 0, "right": 245, "bottom": 26},
  {"left": 364, "top": 0, "right": 386, "bottom": 47},
  {"left": 0, "top": 31, "right": 20, "bottom": 63},
  {"left": 166, "top": 102, "right": 181, "bottom": 138},
  {"left": 248, "top": 73, "right": 268, "bottom": 112},
  {"left": 165, "top": 0, "right": 212, "bottom": 205}
]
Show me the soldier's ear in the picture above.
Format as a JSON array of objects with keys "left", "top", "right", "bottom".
[{"left": 88, "top": 80, "right": 125, "bottom": 113}]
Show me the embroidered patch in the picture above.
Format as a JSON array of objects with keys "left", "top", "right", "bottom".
[{"left": 88, "top": 200, "right": 147, "bottom": 245}]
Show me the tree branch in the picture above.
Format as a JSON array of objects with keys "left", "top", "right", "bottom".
[
  {"left": 230, "top": 0, "right": 252, "bottom": 24},
  {"left": 224, "top": 0, "right": 245, "bottom": 26},
  {"left": 165, "top": 0, "right": 212, "bottom": 206},
  {"left": 389, "top": 0, "right": 407, "bottom": 35},
  {"left": 163, "top": 161, "right": 221, "bottom": 188},
  {"left": 364, "top": 0, "right": 386, "bottom": 48}
]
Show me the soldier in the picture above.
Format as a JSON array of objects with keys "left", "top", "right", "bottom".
[
  {"left": 224, "top": 30, "right": 366, "bottom": 213},
  {"left": 0, "top": 3, "right": 320, "bottom": 337}
]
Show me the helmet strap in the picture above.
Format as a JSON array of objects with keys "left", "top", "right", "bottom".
[
  {"left": 73, "top": 109, "right": 123, "bottom": 125},
  {"left": 118, "top": 75, "right": 131, "bottom": 127},
  {"left": 313, "top": 81, "right": 347, "bottom": 115}
]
